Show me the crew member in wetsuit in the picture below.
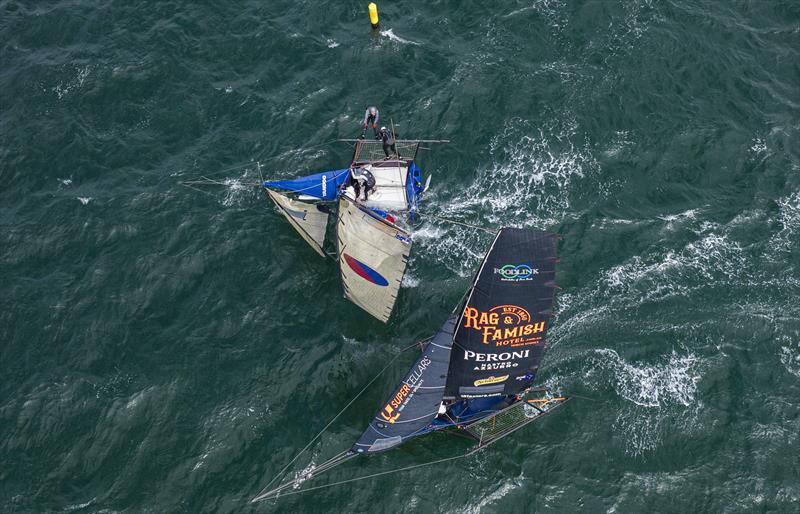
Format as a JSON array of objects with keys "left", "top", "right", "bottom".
[
  {"left": 350, "top": 166, "right": 376, "bottom": 202},
  {"left": 360, "top": 106, "right": 380, "bottom": 139},
  {"left": 378, "top": 126, "right": 398, "bottom": 158}
]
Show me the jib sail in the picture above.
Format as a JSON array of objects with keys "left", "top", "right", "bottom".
[
  {"left": 337, "top": 195, "right": 411, "bottom": 323},
  {"left": 263, "top": 169, "right": 350, "bottom": 201},
  {"left": 352, "top": 315, "right": 456, "bottom": 454},
  {"left": 266, "top": 190, "right": 328, "bottom": 258},
  {"left": 444, "top": 229, "right": 558, "bottom": 399}
]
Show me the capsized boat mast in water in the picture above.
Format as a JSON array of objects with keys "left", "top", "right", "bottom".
[
  {"left": 252, "top": 228, "right": 569, "bottom": 502},
  {"left": 263, "top": 137, "right": 447, "bottom": 323}
]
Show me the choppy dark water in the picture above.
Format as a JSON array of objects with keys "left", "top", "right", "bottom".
[{"left": 2, "top": 0, "right": 800, "bottom": 512}]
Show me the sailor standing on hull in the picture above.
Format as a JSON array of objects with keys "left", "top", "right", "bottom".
[
  {"left": 378, "top": 126, "right": 398, "bottom": 158},
  {"left": 350, "top": 165, "right": 376, "bottom": 202},
  {"left": 360, "top": 106, "right": 380, "bottom": 139}
]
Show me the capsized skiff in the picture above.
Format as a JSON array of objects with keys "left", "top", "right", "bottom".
[{"left": 264, "top": 138, "right": 446, "bottom": 323}]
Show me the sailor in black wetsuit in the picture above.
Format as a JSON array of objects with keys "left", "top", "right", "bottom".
[
  {"left": 360, "top": 106, "right": 380, "bottom": 139},
  {"left": 378, "top": 126, "right": 398, "bottom": 158},
  {"left": 350, "top": 166, "right": 376, "bottom": 202}
]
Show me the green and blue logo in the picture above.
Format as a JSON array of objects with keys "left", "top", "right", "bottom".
[{"left": 494, "top": 264, "right": 538, "bottom": 281}]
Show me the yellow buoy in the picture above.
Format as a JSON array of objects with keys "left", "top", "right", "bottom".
[{"left": 368, "top": 3, "right": 379, "bottom": 30}]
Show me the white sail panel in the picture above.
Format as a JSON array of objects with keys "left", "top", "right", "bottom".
[
  {"left": 267, "top": 190, "right": 328, "bottom": 258},
  {"left": 337, "top": 196, "right": 411, "bottom": 323}
]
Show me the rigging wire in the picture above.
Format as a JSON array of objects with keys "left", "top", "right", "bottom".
[
  {"left": 254, "top": 448, "right": 481, "bottom": 502},
  {"left": 176, "top": 138, "right": 341, "bottom": 182},
  {"left": 180, "top": 169, "right": 349, "bottom": 194},
  {"left": 415, "top": 212, "right": 496, "bottom": 235},
  {"left": 254, "top": 340, "right": 422, "bottom": 499}
]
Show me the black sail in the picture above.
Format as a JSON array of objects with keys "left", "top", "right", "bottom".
[
  {"left": 444, "top": 229, "right": 558, "bottom": 399},
  {"left": 351, "top": 316, "right": 456, "bottom": 454}
]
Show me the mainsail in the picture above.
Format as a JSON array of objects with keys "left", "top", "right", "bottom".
[
  {"left": 444, "top": 228, "right": 559, "bottom": 399},
  {"left": 352, "top": 316, "right": 456, "bottom": 454},
  {"left": 266, "top": 190, "right": 328, "bottom": 258},
  {"left": 337, "top": 195, "right": 411, "bottom": 323}
]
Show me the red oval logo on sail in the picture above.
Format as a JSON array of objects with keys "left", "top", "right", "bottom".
[{"left": 343, "top": 254, "right": 389, "bottom": 286}]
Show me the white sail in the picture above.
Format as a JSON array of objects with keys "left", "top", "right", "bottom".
[
  {"left": 337, "top": 195, "right": 411, "bottom": 323},
  {"left": 267, "top": 190, "right": 328, "bottom": 258}
]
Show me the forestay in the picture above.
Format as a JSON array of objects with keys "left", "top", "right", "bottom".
[
  {"left": 267, "top": 190, "right": 328, "bottom": 258},
  {"left": 337, "top": 195, "right": 411, "bottom": 323},
  {"left": 444, "top": 228, "right": 559, "bottom": 399},
  {"left": 352, "top": 315, "right": 456, "bottom": 454}
]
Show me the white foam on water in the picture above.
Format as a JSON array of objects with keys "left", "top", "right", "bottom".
[
  {"left": 380, "top": 29, "right": 420, "bottom": 46},
  {"left": 292, "top": 460, "right": 317, "bottom": 489},
  {"left": 750, "top": 137, "right": 767, "bottom": 154},
  {"left": 772, "top": 189, "right": 800, "bottom": 253},
  {"left": 601, "top": 0, "right": 657, "bottom": 61},
  {"left": 592, "top": 217, "right": 640, "bottom": 229},
  {"left": 401, "top": 273, "right": 420, "bottom": 288},
  {"left": 750, "top": 421, "right": 792, "bottom": 441},
  {"left": 604, "top": 130, "right": 635, "bottom": 158},
  {"left": 610, "top": 471, "right": 686, "bottom": 512},
  {"left": 603, "top": 231, "right": 745, "bottom": 302},
  {"left": 221, "top": 173, "right": 252, "bottom": 207},
  {"left": 77, "top": 197, "right": 92, "bottom": 205},
  {"left": 596, "top": 349, "right": 701, "bottom": 408},
  {"left": 779, "top": 336, "right": 800, "bottom": 378},
  {"left": 657, "top": 207, "right": 700, "bottom": 223},
  {"left": 58, "top": 178, "right": 73, "bottom": 186},
  {"left": 444, "top": 116, "right": 596, "bottom": 229},
  {"left": 53, "top": 65, "right": 91, "bottom": 99},
  {"left": 450, "top": 52, "right": 491, "bottom": 84},
  {"left": 728, "top": 208, "right": 766, "bottom": 229},
  {"left": 409, "top": 222, "right": 486, "bottom": 277},
  {"left": 326, "top": 38, "right": 339, "bottom": 49},
  {"left": 591, "top": 349, "right": 703, "bottom": 455},
  {"left": 504, "top": 0, "right": 569, "bottom": 35},
  {"left": 192, "top": 451, "right": 210, "bottom": 471},
  {"left": 125, "top": 387, "right": 154, "bottom": 410},
  {"left": 463, "top": 474, "right": 524, "bottom": 514},
  {"left": 551, "top": 304, "right": 610, "bottom": 341},
  {"left": 63, "top": 497, "right": 96, "bottom": 511}
]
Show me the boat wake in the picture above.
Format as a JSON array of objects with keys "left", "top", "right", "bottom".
[
  {"left": 417, "top": 114, "right": 596, "bottom": 276},
  {"left": 380, "top": 29, "right": 420, "bottom": 46}
]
